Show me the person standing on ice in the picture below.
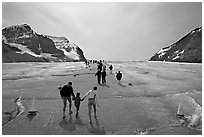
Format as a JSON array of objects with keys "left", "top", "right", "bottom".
[
  {"left": 59, "top": 82, "right": 75, "bottom": 118},
  {"left": 116, "top": 71, "right": 122, "bottom": 85},
  {"left": 95, "top": 69, "right": 102, "bottom": 84},
  {"left": 103, "top": 65, "right": 106, "bottom": 71},
  {"left": 101, "top": 69, "right": 106, "bottom": 84},
  {"left": 97, "top": 60, "right": 103, "bottom": 71},
  {"left": 109, "top": 65, "right": 113, "bottom": 74},
  {"left": 83, "top": 86, "right": 100, "bottom": 124}
]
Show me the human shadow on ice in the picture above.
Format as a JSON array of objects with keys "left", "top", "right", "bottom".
[
  {"left": 118, "top": 83, "right": 126, "bottom": 87},
  {"left": 27, "top": 113, "right": 37, "bottom": 122},
  {"left": 86, "top": 118, "right": 106, "bottom": 135},
  {"left": 59, "top": 115, "right": 86, "bottom": 132},
  {"left": 59, "top": 115, "right": 76, "bottom": 132},
  {"left": 74, "top": 116, "right": 86, "bottom": 127},
  {"left": 100, "top": 83, "right": 110, "bottom": 88}
]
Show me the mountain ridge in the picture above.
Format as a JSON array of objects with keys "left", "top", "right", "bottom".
[
  {"left": 2, "top": 24, "right": 86, "bottom": 63},
  {"left": 150, "top": 27, "right": 202, "bottom": 63}
]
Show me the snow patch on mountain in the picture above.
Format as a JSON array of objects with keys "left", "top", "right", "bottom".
[
  {"left": 2, "top": 35, "right": 8, "bottom": 43},
  {"left": 174, "top": 50, "right": 179, "bottom": 54},
  {"left": 61, "top": 48, "right": 80, "bottom": 60},
  {"left": 172, "top": 50, "right": 185, "bottom": 60},
  {"left": 18, "top": 33, "right": 31, "bottom": 39},
  {"left": 42, "top": 53, "right": 57, "bottom": 59},
  {"left": 9, "top": 43, "right": 41, "bottom": 57},
  {"left": 179, "top": 50, "right": 184, "bottom": 54},
  {"left": 47, "top": 35, "right": 81, "bottom": 60},
  {"left": 2, "top": 35, "right": 41, "bottom": 58},
  {"left": 157, "top": 46, "right": 171, "bottom": 54},
  {"left": 172, "top": 55, "right": 180, "bottom": 60},
  {"left": 158, "top": 52, "right": 166, "bottom": 58},
  {"left": 4, "top": 41, "right": 57, "bottom": 60}
]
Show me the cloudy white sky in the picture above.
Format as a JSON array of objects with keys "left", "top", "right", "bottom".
[{"left": 2, "top": 2, "right": 202, "bottom": 61}]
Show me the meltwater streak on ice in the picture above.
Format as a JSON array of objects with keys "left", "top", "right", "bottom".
[{"left": 3, "top": 96, "right": 25, "bottom": 127}]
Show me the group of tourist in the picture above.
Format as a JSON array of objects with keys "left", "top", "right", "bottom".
[
  {"left": 59, "top": 61, "right": 123, "bottom": 124},
  {"left": 95, "top": 61, "right": 122, "bottom": 85},
  {"left": 59, "top": 83, "right": 99, "bottom": 124},
  {"left": 95, "top": 60, "right": 107, "bottom": 84}
]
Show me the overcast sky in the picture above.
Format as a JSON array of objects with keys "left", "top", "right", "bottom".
[{"left": 2, "top": 2, "right": 202, "bottom": 61}]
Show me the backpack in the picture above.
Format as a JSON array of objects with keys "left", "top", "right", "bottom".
[
  {"left": 60, "top": 85, "right": 67, "bottom": 97},
  {"left": 116, "top": 73, "right": 122, "bottom": 80}
]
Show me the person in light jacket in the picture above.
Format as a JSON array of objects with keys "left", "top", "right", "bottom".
[{"left": 83, "top": 87, "right": 100, "bottom": 124}]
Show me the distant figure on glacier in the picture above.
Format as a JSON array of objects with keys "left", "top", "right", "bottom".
[
  {"left": 85, "top": 60, "right": 90, "bottom": 68},
  {"left": 84, "top": 60, "right": 87, "bottom": 68},
  {"left": 109, "top": 65, "right": 113, "bottom": 74},
  {"left": 103, "top": 65, "right": 106, "bottom": 71},
  {"left": 116, "top": 71, "right": 122, "bottom": 85},
  {"left": 95, "top": 69, "right": 102, "bottom": 84},
  {"left": 97, "top": 60, "right": 103, "bottom": 71},
  {"left": 101, "top": 69, "right": 107, "bottom": 84}
]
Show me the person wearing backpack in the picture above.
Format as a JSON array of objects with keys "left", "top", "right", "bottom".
[
  {"left": 116, "top": 71, "right": 122, "bottom": 85},
  {"left": 59, "top": 82, "right": 75, "bottom": 118}
]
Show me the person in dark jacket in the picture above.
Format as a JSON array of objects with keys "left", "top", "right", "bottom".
[
  {"left": 60, "top": 82, "right": 75, "bottom": 118},
  {"left": 101, "top": 69, "right": 106, "bottom": 84},
  {"left": 116, "top": 71, "right": 122, "bottom": 85},
  {"left": 73, "top": 92, "right": 84, "bottom": 118},
  {"left": 97, "top": 60, "right": 103, "bottom": 71},
  {"left": 109, "top": 65, "right": 113, "bottom": 74},
  {"left": 95, "top": 69, "right": 102, "bottom": 84}
]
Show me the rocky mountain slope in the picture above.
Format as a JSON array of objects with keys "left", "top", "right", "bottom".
[
  {"left": 2, "top": 24, "right": 86, "bottom": 63},
  {"left": 150, "top": 27, "right": 202, "bottom": 63}
]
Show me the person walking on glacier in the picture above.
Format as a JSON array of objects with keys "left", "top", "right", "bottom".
[
  {"left": 83, "top": 86, "right": 100, "bottom": 124},
  {"left": 101, "top": 69, "right": 107, "bottom": 84},
  {"left": 73, "top": 92, "right": 84, "bottom": 118},
  {"left": 116, "top": 71, "right": 122, "bottom": 85},
  {"left": 95, "top": 69, "right": 102, "bottom": 84},
  {"left": 59, "top": 82, "right": 75, "bottom": 118}
]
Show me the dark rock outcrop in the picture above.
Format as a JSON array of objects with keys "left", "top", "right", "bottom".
[{"left": 150, "top": 27, "right": 202, "bottom": 63}]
